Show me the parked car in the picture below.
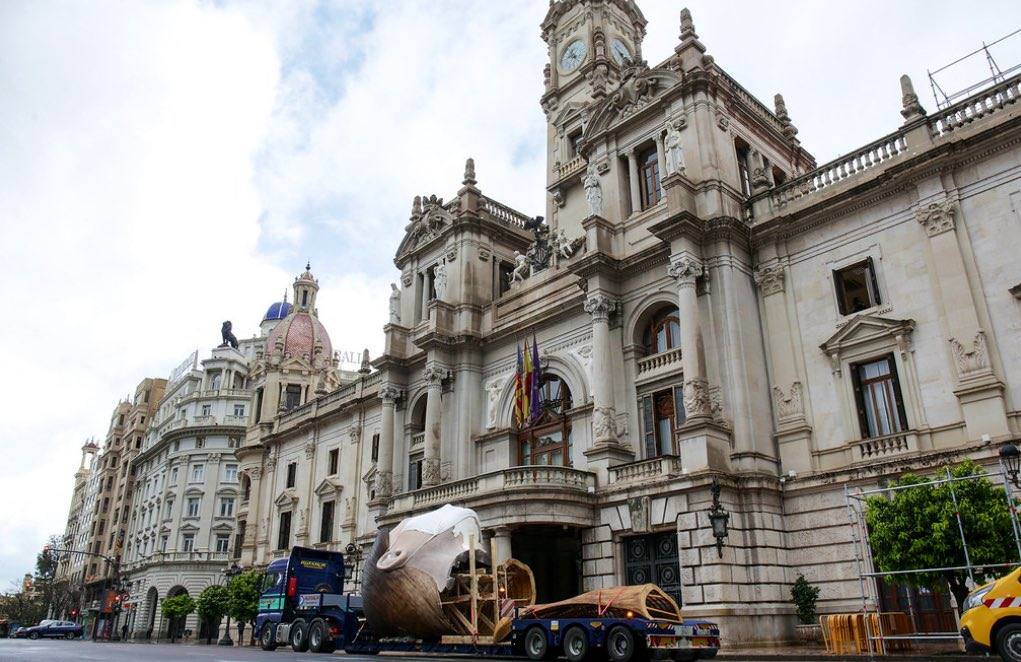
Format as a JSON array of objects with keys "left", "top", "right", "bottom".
[
  {"left": 10, "top": 626, "right": 27, "bottom": 638},
  {"left": 18, "top": 620, "right": 82, "bottom": 640}
]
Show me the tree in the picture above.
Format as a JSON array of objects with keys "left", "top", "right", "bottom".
[
  {"left": 196, "top": 585, "right": 230, "bottom": 644},
  {"left": 160, "top": 593, "right": 196, "bottom": 642},
  {"left": 791, "top": 575, "right": 821, "bottom": 625},
  {"left": 35, "top": 536, "right": 78, "bottom": 619},
  {"left": 227, "top": 570, "right": 262, "bottom": 645},
  {"left": 866, "top": 460, "right": 1017, "bottom": 614},
  {"left": 0, "top": 580, "right": 46, "bottom": 626}
]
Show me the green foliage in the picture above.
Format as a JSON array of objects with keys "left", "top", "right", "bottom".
[
  {"left": 226, "top": 570, "right": 262, "bottom": 626},
  {"left": 160, "top": 593, "right": 196, "bottom": 619},
  {"left": 791, "top": 575, "right": 821, "bottom": 624},
  {"left": 865, "top": 460, "right": 1017, "bottom": 612},
  {"left": 196, "top": 584, "right": 230, "bottom": 622}
]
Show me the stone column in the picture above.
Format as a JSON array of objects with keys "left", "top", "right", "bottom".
[
  {"left": 422, "top": 366, "right": 445, "bottom": 486},
  {"left": 490, "top": 526, "right": 512, "bottom": 565},
  {"left": 375, "top": 386, "right": 400, "bottom": 500},
  {"left": 242, "top": 466, "right": 262, "bottom": 565},
  {"left": 421, "top": 270, "right": 432, "bottom": 321},
  {"left": 583, "top": 293, "right": 620, "bottom": 443},
  {"left": 626, "top": 150, "right": 641, "bottom": 216},
  {"left": 667, "top": 257, "right": 711, "bottom": 420}
]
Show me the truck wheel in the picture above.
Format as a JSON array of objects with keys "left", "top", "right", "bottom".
[
  {"left": 290, "top": 620, "right": 310, "bottom": 652},
  {"left": 309, "top": 620, "right": 335, "bottom": 654},
  {"left": 259, "top": 623, "right": 278, "bottom": 651},
  {"left": 525, "top": 625, "right": 552, "bottom": 661},
  {"left": 997, "top": 623, "right": 1021, "bottom": 662},
  {"left": 606, "top": 625, "right": 636, "bottom": 662},
  {"left": 563, "top": 626, "right": 589, "bottom": 662}
]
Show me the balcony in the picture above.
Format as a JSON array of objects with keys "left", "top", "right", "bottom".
[
  {"left": 387, "top": 466, "right": 597, "bottom": 526},
  {"left": 121, "top": 550, "right": 230, "bottom": 572},
  {"left": 851, "top": 431, "right": 916, "bottom": 462},
  {"left": 635, "top": 347, "right": 683, "bottom": 384},
  {"left": 410, "top": 431, "right": 425, "bottom": 449},
  {"left": 608, "top": 455, "right": 683, "bottom": 485}
]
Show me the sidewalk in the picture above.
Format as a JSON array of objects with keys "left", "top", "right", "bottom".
[{"left": 717, "top": 644, "right": 975, "bottom": 661}]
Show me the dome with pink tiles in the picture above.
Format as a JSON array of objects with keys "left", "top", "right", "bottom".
[{"left": 266, "top": 263, "right": 333, "bottom": 361}]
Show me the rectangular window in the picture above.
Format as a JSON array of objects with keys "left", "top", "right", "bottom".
[
  {"left": 160, "top": 535, "right": 168, "bottom": 553},
  {"left": 219, "top": 497, "right": 235, "bottom": 518},
  {"left": 234, "top": 404, "right": 245, "bottom": 417},
  {"left": 195, "top": 437, "right": 204, "bottom": 449},
  {"left": 852, "top": 354, "right": 908, "bottom": 439},
  {"left": 255, "top": 388, "right": 264, "bottom": 423},
  {"left": 191, "top": 464, "right": 204, "bottom": 482},
  {"left": 735, "top": 141, "right": 752, "bottom": 197},
  {"left": 285, "top": 384, "right": 302, "bottom": 410},
  {"left": 182, "top": 533, "right": 195, "bottom": 552},
  {"left": 163, "top": 500, "right": 173, "bottom": 520},
  {"left": 408, "top": 455, "right": 423, "bottom": 491},
  {"left": 640, "top": 387, "right": 686, "bottom": 458},
  {"left": 233, "top": 521, "right": 246, "bottom": 559},
  {"left": 170, "top": 467, "right": 178, "bottom": 483},
  {"left": 498, "top": 261, "right": 514, "bottom": 297},
  {"left": 215, "top": 534, "right": 230, "bottom": 553},
  {"left": 225, "top": 464, "right": 238, "bottom": 482},
  {"left": 186, "top": 497, "right": 200, "bottom": 518},
  {"left": 569, "top": 130, "right": 583, "bottom": 157},
  {"left": 328, "top": 449, "right": 339, "bottom": 476},
  {"left": 286, "top": 462, "right": 297, "bottom": 489},
  {"left": 638, "top": 146, "right": 662, "bottom": 210},
  {"left": 371, "top": 434, "right": 380, "bottom": 463},
  {"left": 834, "top": 258, "right": 881, "bottom": 315},
  {"left": 201, "top": 404, "right": 211, "bottom": 417},
  {"left": 277, "top": 511, "right": 292, "bottom": 550},
  {"left": 320, "top": 501, "right": 335, "bottom": 543}
]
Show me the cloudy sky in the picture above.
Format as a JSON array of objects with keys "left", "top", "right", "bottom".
[{"left": 1, "top": 0, "right": 1019, "bottom": 584}]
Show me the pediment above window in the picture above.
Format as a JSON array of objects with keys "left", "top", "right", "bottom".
[
  {"left": 184, "top": 487, "right": 204, "bottom": 497},
  {"left": 179, "top": 522, "right": 200, "bottom": 532},
  {"left": 159, "top": 525, "right": 171, "bottom": 534},
  {"left": 210, "top": 521, "right": 233, "bottom": 532},
  {"left": 396, "top": 195, "right": 456, "bottom": 258},
  {"left": 215, "top": 487, "right": 239, "bottom": 498},
  {"left": 820, "top": 314, "right": 915, "bottom": 374},
  {"left": 314, "top": 478, "right": 343, "bottom": 498},
  {"left": 274, "top": 489, "right": 298, "bottom": 508},
  {"left": 583, "top": 64, "right": 682, "bottom": 144},
  {"left": 361, "top": 464, "right": 377, "bottom": 486}
]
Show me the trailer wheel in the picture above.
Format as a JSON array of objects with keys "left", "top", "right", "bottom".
[
  {"left": 563, "top": 626, "right": 590, "bottom": 662},
  {"left": 525, "top": 625, "right": 552, "bottom": 661},
  {"left": 606, "top": 625, "right": 636, "bottom": 662},
  {"left": 259, "top": 623, "right": 278, "bottom": 651},
  {"left": 290, "top": 620, "right": 310, "bottom": 652}
]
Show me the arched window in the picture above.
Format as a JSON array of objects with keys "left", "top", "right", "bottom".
[
  {"left": 517, "top": 374, "right": 573, "bottom": 467},
  {"left": 642, "top": 306, "right": 680, "bottom": 356}
]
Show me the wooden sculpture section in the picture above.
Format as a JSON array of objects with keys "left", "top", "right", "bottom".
[
  {"left": 361, "top": 505, "right": 536, "bottom": 642},
  {"left": 522, "top": 583, "right": 682, "bottom": 622}
]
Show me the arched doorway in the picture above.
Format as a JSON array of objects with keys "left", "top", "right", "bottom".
[
  {"left": 144, "top": 587, "right": 158, "bottom": 639},
  {"left": 165, "top": 586, "right": 189, "bottom": 640},
  {"left": 405, "top": 394, "right": 427, "bottom": 490}
]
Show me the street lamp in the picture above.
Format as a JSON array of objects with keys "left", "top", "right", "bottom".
[
  {"left": 1001, "top": 443, "right": 1020, "bottom": 489},
  {"left": 344, "top": 543, "right": 363, "bottom": 592},
  {"left": 217, "top": 562, "right": 242, "bottom": 647},
  {"left": 707, "top": 477, "right": 730, "bottom": 559}
]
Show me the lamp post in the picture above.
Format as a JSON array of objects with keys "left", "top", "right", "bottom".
[
  {"left": 218, "top": 561, "right": 242, "bottom": 646},
  {"left": 706, "top": 477, "right": 730, "bottom": 559},
  {"left": 344, "top": 543, "right": 363, "bottom": 593},
  {"left": 1000, "top": 442, "right": 1020, "bottom": 489}
]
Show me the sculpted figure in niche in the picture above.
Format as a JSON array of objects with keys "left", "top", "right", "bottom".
[
  {"left": 582, "top": 163, "right": 602, "bottom": 216},
  {"left": 433, "top": 261, "right": 448, "bottom": 301},
  {"left": 389, "top": 283, "right": 401, "bottom": 324},
  {"left": 664, "top": 120, "right": 685, "bottom": 175},
  {"left": 511, "top": 251, "right": 529, "bottom": 283},
  {"left": 220, "top": 321, "right": 239, "bottom": 349}
]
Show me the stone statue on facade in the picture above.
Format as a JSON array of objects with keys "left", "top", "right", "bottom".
[
  {"left": 433, "top": 260, "right": 448, "bottom": 301},
  {"left": 388, "top": 283, "right": 401, "bottom": 324},
  {"left": 220, "top": 321, "right": 239, "bottom": 349},
  {"left": 523, "top": 215, "right": 552, "bottom": 272},
  {"left": 511, "top": 251, "right": 529, "bottom": 283},
  {"left": 664, "top": 120, "right": 685, "bottom": 175},
  {"left": 582, "top": 163, "right": 602, "bottom": 216}
]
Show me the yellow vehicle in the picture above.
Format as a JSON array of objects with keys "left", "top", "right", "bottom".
[{"left": 960, "top": 566, "right": 1021, "bottom": 661}]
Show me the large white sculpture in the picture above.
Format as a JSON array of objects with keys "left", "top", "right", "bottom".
[
  {"left": 389, "top": 283, "right": 401, "bottom": 324},
  {"left": 582, "top": 163, "right": 602, "bottom": 216},
  {"left": 665, "top": 120, "right": 685, "bottom": 175}
]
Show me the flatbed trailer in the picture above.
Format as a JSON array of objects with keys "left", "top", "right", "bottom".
[{"left": 256, "top": 546, "right": 720, "bottom": 661}]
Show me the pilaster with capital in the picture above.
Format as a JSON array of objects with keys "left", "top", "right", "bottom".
[
  {"left": 584, "top": 294, "right": 620, "bottom": 443},
  {"left": 422, "top": 365, "right": 446, "bottom": 486},
  {"left": 667, "top": 257, "right": 710, "bottom": 419},
  {"left": 375, "top": 385, "right": 400, "bottom": 499}
]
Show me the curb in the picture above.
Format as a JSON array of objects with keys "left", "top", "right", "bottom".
[{"left": 718, "top": 656, "right": 975, "bottom": 661}]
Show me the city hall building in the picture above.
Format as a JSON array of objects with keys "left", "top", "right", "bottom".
[{"left": 59, "top": 0, "right": 1021, "bottom": 645}]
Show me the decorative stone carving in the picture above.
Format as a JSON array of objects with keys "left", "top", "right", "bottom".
[
  {"left": 551, "top": 229, "right": 583, "bottom": 266},
  {"left": 683, "top": 379, "right": 711, "bottom": 417},
  {"left": 478, "top": 248, "right": 491, "bottom": 261},
  {"left": 462, "top": 157, "right": 476, "bottom": 187},
  {"left": 220, "top": 321, "right": 239, "bottom": 349},
  {"left": 774, "top": 93, "right": 799, "bottom": 141},
  {"left": 583, "top": 294, "right": 618, "bottom": 322},
  {"left": 628, "top": 496, "right": 651, "bottom": 534},
  {"left": 900, "top": 74, "right": 926, "bottom": 121},
  {"left": 709, "top": 386, "right": 725, "bottom": 425},
  {"left": 667, "top": 257, "right": 702, "bottom": 288},
  {"left": 715, "top": 112, "right": 730, "bottom": 131},
  {"left": 664, "top": 119, "right": 685, "bottom": 175},
  {"left": 511, "top": 251, "right": 529, "bottom": 284},
  {"left": 679, "top": 7, "right": 697, "bottom": 41},
  {"left": 772, "top": 382, "right": 804, "bottom": 421},
  {"left": 572, "top": 344, "right": 593, "bottom": 375},
  {"left": 389, "top": 283, "right": 401, "bottom": 324},
  {"left": 543, "top": 63, "right": 551, "bottom": 89},
  {"left": 753, "top": 264, "right": 786, "bottom": 296},
  {"left": 374, "top": 471, "right": 393, "bottom": 499},
  {"left": 608, "top": 60, "right": 659, "bottom": 119},
  {"left": 423, "top": 365, "right": 447, "bottom": 384},
  {"left": 359, "top": 349, "right": 371, "bottom": 374},
  {"left": 380, "top": 385, "right": 401, "bottom": 406},
  {"left": 593, "top": 405, "right": 619, "bottom": 439},
  {"left": 433, "top": 260, "right": 448, "bottom": 301},
  {"left": 949, "top": 330, "right": 991, "bottom": 377},
  {"left": 304, "top": 443, "right": 315, "bottom": 459},
  {"left": 248, "top": 467, "right": 262, "bottom": 481},
  {"left": 401, "top": 272, "right": 413, "bottom": 287},
  {"left": 523, "top": 215, "right": 553, "bottom": 273},
  {"left": 915, "top": 197, "right": 956, "bottom": 236},
  {"left": 348, "top": 426, "right": 361, "bottom": 444},
  {"left": 422, "top": 458, "right": 441, "bottom": 486},
  {"left": 298, "top": 507, "right": 308, "bottom": 535},
  {"left": 582, "top": 163, "right": 602, "bottom": 216},
  {"left": 485, "top": 378, "right": 504, "bottom": 429}
]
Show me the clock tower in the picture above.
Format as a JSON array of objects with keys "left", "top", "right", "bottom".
[{"left": 540, "top": 0, "right": 647, "bottom": 225}]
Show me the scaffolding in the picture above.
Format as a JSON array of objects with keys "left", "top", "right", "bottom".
[
  {"left": 842, "top": 458, "right": 1021, "bottom": 655},
  {"left": 928, "top": 28, "right": 1021, "bottom": 110}
]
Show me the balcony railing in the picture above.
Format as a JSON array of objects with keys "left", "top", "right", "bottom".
[
  {"left": 480, "top": 196, "right": 531, "bottom": 229},
  {"left": 555, "top": 155, "right": 586, "bottom": 180},
  {"left": 852, "top": 432, "right": 913, "bottom": 460},
  {"left": 410, "top": 432, "right": 425, "bottom": 448},
  {"left": 928, "top": 74, "right": 1021, "bottom": 137},
  {"left": 636, "top": 347, "right": 683, "bottom": 379},
  {"left": 609, "top": 455, "right": 683, "bottom": 484},
  {"left": 121, "top": 550, "right": 230, "bottom": 572},
  {"left": 393, "top": 465, "right": 597, "bottom": 511}
]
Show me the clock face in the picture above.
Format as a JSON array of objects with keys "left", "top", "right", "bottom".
[
  {"left": 610, "top": 38, "right": 631, "bottom": 65},
  {"left": 560, "top": 40, "right": 587, "bottom": 72}
]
